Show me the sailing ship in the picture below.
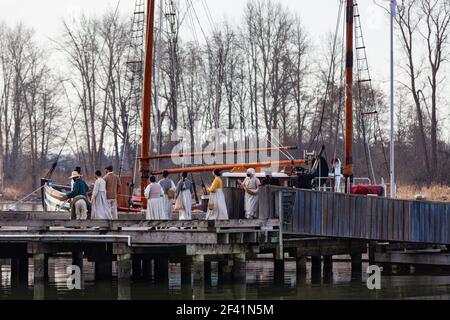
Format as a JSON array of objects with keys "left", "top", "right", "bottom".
[{"left": 41, "top": 0, "right": 384, "bottom": 213}]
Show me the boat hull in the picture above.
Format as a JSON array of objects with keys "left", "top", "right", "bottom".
[{"left": 40, "top": 178, "right": 142, "bottom": 213}]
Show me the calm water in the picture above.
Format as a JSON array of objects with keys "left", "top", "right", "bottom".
[
  {"left": 0, "top": 258, "right": 449, "bottom": 300},
  {"left": 0, "top": 202, "right": 449, "bottom": 300},
  {"left": 0, "top": 202, "right": 43, "bottom": 212}
]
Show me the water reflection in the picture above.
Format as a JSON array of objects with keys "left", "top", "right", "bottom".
[
  {"left": 0, "top": 202, "right": 43, "bottom": 212},
  {"left": 0, "top": 258, "right": 449, "bottom": 300}
]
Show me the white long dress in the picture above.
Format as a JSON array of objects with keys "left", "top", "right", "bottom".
[
  {"left": 159, "top": 178, "right": 176, "bottom": 220},
  {"left": 91, "top": 178, "right": 113, "bottom": 220},
  {"left": 243, "top": 177, "right": 261, "bottom": 219},
  {"left": 144, "top": 183, "right": 165, "bottom": 220},
  {"left": 178, "top": 190, "right": 192, "bottom": 220},
  {"left": 206, "top": 188, "right": 229, "bottom": 220},
  {"left": 334, "top": 160, "right": 342, "bottom": 193}
]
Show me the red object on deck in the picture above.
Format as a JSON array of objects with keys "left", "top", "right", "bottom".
[{"left": 350, "top": 185, "right": 383, "bottom": 196}]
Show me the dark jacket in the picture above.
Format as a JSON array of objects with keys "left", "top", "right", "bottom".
[{"left": 67, "top": 178, "right": 89, "bottom": 199}]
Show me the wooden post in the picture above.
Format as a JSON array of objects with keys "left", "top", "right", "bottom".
[
  {"left": 351, "top": 253, "right": 362, "bottom": 282},
  {"left": 191, "top": 255, "right": 205, "bottom": 284},
  {"left": 117, "top": 253, "right": 132, "bottom": 280},
  {"left": 274, "top": 259, "right": 284, "bottom": 285},
  {"left": 95, "top": 260, "right": 112, "bottom": 280},
  {"left": 368, "top": 242, "right": 376, "bottom": 266},
  {"left": 217, "top": 260, "right": 225, "bottom": 284},
  {"left": 142, "top": 258, "right": 152, "bottom": 281},
  {"left": 154, "top": 256, "right": 169, "bottom": 284},
  {"left": 132, "top": 257, "right": 142, "bottom": 280},
  {"left": 181, "top": 259, "right": 192, "bottom": 284},
  {"left": 72, "top": 252, "right": 84, "bottom": 288},
  {"left": 276, "top": 191, "right": 284, "bottom": 260},
  {"left": 32, "top": 253, "right": 47, "bottom": 300},
  {"left": 219, "top": 260, "right": 233, "bottom": 283},
  {"left": 323, "top": 255, "right": 333, "bottom": 283},
  {"left": 232, "top": 253, "right": 246, "bottom": 282},
  {"left": 204, "top": 260, "right": 211, "bottom": 286},
  {"left": 311, "top": 256, "right": 322, "bottom": 284},
  {"left": 296, "top": 255, "right": 307, "bottom": 284},
  {"left": 11, "top": 256, "right": 28, "bottom": 286},
  {"left": 33, "top": 280, "right": 45, "bottom": 300},
  {"left": 33, "top": 253, "right": 47, "bottom": 282},
  {"left": 117, "top": 253, "right": 132, "bottom": 300}
]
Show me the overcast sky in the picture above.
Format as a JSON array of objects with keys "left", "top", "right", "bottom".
[
  {"left": 0, "top": 0, "right": 394, "bottom": 83},
  {"left": 1, "top": 0, "right": 448, "bottom": 135}
]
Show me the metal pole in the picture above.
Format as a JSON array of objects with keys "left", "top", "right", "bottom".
[{"left": 390, "top": 0, "right": 396, "bottom": 198}]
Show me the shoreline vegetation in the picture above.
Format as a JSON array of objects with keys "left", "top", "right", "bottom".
[{"left": 1, "top": 183, "right": 448, "bottom": 204}]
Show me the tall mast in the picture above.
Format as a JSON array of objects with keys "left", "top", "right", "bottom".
[
  {"left": 344, "top": 0, "right": 354, "bottom": 188},
  {"left": 140, "top": 0, "right": 156, "bottom": 207}
]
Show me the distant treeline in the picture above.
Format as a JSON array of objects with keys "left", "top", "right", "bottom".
[{"left": 0, "top": 0, "right": 449, "bottom": 195}]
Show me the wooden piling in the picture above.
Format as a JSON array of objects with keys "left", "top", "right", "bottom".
[
  {"left": 274, "top": 259, "right": 284, "bottom": 285},
  {"left": 296, "top": 255, "right": 307, "bottom": 284},
  {"left": 351, "top": 253, "right": 362, "bottom": 281},
  {"left": 180, "top": 259, "right": 192, "bottom": 284},
  {"left": 217, "top": 260, "right": 224, "bottom": 284},
  {"left": 117, "top": 253, "right": 132, "bottom": 300},
  {"left": 33, "top": 253, "right": 47, "bottom": 282},
  {"left": 117, "top": 281, "right": 131, "bottom": 300},
  {"left": 191, "top": 255, "right": 205, "bottom": 284},
  {"left": 323, "top": 255, "right": 333, "bottom": 283},
  {"left": 311, "top": 256, "right": 322, "bottom": 284},
  {"left": 132, "top": 257, "right": 142, "bottom": 280},
  {"left": 204, "top": 260, "right": 211, "bottom": 285},
  {"left": 154, "top": 256, "right": 169, "bottom": 283},
  {"left": 11, "top": 257, "right": 28, "bottom": 286},
  {"left": 232, "top": 253, "right": 246, "bottom": 282},
  {"left": 72, "top": 252, "right": 84, "bottom": 288},
  {"left": 142, "top": 258, "right": 152, "bottom": 280},
  {"left": 368, "top": 242, "right": 376, "bottom": 265},
  {"left": 95, "top": 260, "right": 112, "bottom": 280},
  {"left": 117, "top": 253, "right": 132, "bottom": 281}
]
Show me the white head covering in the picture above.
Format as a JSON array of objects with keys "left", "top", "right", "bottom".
[{"left": 247, "top": 168, "right": 256, "bottom": 176}]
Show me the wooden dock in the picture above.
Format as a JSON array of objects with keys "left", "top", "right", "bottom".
[
  {"left": 0, "top": 186, "right": 449, "bottom": 299},
  {"left": 260, "top": 186, "right": 450, "bottom": 245}
]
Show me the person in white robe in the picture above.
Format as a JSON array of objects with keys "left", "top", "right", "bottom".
[
  {"left": 206, "top": 169, "right": 229, "bottom": 220},
  {"left": 144, "top": 176, "right": 165, "bottom": 220},
  {"left": 175, "top": 172, "right": 194, "bottom": 220},
  {"left": 159, "top": 170, "right": 176, "bottom": 220},
  {"left": 239, "top": 168, "right": 261, "bottom": 219},
  {"left": 91, "top": 170, "right": 113, "bottom": 220},
  {"left": 331, "top": 157, "right": 342, "bottom": 193}
]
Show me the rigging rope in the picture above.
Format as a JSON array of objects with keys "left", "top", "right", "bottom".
[
  {"left": 119, "top": 0, "right": 146, "bottom": 178},
  {"left": 6, "top": 185, "right": 45, "bottom": 211},
  {"left": 333, "top": 3, "right": 346, "bottom": 160},
  {"left": 309, "top": 0, "right": 344, "bottom": 152},
  {"left": 184, "top": 0, "right": 296, "bottom": 162}
]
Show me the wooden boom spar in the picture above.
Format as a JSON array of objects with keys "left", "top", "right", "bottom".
[
  {"left": 152, "top": 160, "right": 305, "bottom": 175},
  {"left": 144, "top": 146, "right": 298, "bottom": 160}
]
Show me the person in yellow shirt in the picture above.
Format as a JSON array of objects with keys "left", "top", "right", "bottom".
[{"left": 206, "top": 169, "right": 229, "bottom": 220}]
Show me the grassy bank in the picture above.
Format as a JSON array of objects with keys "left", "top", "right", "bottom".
[{"left": 397, "top": 185, "right": 450, "bottom": 203}]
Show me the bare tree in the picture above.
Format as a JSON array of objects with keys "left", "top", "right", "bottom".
[
  {"left": 396, "top": 0, "right": 431, "bottom": 177},
  {"left": 420, "top": 0, "right": 450, "bottom": 177}
]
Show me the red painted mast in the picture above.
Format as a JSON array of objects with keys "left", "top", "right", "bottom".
[
  {"left": 140, "top": 0, "right": 156, "bottom": 208},
  {"left": 344, "top": 0, "right": 354, "bottom": 189}
]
